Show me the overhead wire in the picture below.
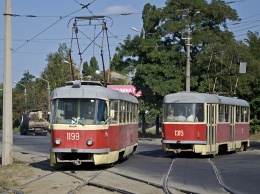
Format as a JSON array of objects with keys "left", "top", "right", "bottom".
[
  {"left": 12, "top": 8, "right": 87, "bottom": 53},
  {"left": 0, "top": 0, "right": 98, "bottom": 63},
  {"left": 5, "top": 2, "right": 259, "bottom": 80},
  {"left": 227, "top": 10, "right": 260, "bottom": 39}
]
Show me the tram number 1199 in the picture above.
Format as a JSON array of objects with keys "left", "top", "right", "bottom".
[{"left": 67, "top": 133, "right": 80, "bottom": 140}]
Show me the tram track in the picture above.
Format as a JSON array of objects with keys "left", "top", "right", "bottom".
[
  {"left": 65, "top": 168, "right": 165, "bottom": 194},
  {"left": 209, "top": 158, "right": 236, "bottom": 194},
  {"left": 2, "top": 146, "right": 252, "bottom": 194},
  {"left": 3, "top": 162, "right": 165, "bottom": 194},
  {"left": 162, "top": 156, "right": 237, "bottom": 194}
]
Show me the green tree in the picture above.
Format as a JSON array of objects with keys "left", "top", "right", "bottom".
[
  {"left": 13, "top": 71, "right": 36, "bottom": 126},
  {"left": 238, "top": 32, "right": 260, "bottom": 119},
  {"left": 42, "top": 43, "right": 72, "bottom": 88},
  {"left": 12, "top": 44, "right": 73, "bottom": 127},
  {"left": 82, "top": 56, "right": 100, "bottom": 81},
  {"left": 82, "top": 61, "right": 89, "bottom": 77},
  {"left": 113, "top": 1, "right": 241, "bottom": 133}
]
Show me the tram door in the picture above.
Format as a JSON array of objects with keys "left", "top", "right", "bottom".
[{"left": 207, "top": 104, "right": 217, "bottom": 153}]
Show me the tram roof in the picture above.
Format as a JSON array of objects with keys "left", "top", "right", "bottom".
[
  {"left": 51, "top": 80, "right": 138, "bottom": 103},
  {"left": 163, "top": 92, "right": 249, "bottom": 107}
]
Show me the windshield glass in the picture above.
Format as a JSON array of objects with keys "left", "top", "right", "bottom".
[
  {"left": 164, "top": 103, "right": 204, "bottom": 122},
  {"left": 51, "top": 98, "right": 108, "bottom": 125}
]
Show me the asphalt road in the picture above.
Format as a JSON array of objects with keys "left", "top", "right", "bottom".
[{"left": 1, "top": 132, "right": 260, "bottom": 194}]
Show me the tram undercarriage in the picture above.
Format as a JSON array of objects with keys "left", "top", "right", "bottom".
[
  {"left": 162, "top": 140, "right": 250, "bottom": 156},
  {"left": 50, "top": 143, "right": 138, "bottom": 166}
]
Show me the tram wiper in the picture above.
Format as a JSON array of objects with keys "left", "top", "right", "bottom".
[
  {"left": 101, "top": 117, "right": 112, "bottom": 125},
  {"left": 77, "top": 121, "right": 84, "bottom": 126}
]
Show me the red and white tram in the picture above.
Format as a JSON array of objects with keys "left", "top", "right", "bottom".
[
  {"left": 49, "top": 80, "right": 139, "bottom": 166},
  {"left": 162, "top": 92, "right": 250, "bottom": 155}
]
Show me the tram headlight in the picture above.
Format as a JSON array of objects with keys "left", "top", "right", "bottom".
[
  {"left": 55, "top": 138, "right": 61, "bottom": 145},
  {"left": 86, "top": 139, "right": 94, "bottom": 146}
]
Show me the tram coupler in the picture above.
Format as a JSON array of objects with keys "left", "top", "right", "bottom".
[{"left": 73, "top": 159, "right": 82, "bottom": 165}]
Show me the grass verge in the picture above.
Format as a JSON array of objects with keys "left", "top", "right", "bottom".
[{"left": 0, "top": 159, "right": 33, "bottom": 193}]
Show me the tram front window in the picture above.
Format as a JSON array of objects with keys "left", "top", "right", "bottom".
[
  {"left": 52, "top": 99, "right": 108, "bottom": 125},
  {"left": 164, "top": 103, "right": 204, "bottom": 122}
]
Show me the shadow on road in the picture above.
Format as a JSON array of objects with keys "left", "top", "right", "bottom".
[
  {"left": 249, "top": 140, "right": 260, "bottom": 150},
  {"left": 29, "top": 158, "right": 114, "bottom": 173}
]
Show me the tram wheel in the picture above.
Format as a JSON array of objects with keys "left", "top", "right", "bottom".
[{"left": 240, "top": 143, "right": 247, "bottom": 152}]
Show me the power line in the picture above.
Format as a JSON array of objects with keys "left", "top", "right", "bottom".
[{"left": 12, "top": 8, "right": 87, "bottom": 53}]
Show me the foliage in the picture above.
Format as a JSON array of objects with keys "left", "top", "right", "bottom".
[
  {"left": 43, "top": 43, "right": 72, "bottom": 88},
  {"left": 109, "top": 76, "right": 130, "bottom": 85},
  {"left": 11, "top": 43, "right": 73, "bottom": 124},
  {"left": 82, "top": 56, "right": 101, "bottom": 81},
  {"left": 111, "top": 0, "right": 260, "bottom": 125},
  {"left": 138, "top": 128, "right": 161, "bottom": 139},
  {"left": 82, "top": 61, "right": 89, "bottom": 77},
  {"left": 250, "top": 119, "right": 260, "bottom": 134},
  {"left": 7, "top": 1, "right": 260, "bottom": 130}
]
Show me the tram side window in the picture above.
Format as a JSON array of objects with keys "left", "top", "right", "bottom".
[
  {"left": 120, "top": 101, "right": 126, "bottom": 123},
  {"left": 236, "top": 107, "right": 241, "bottom": 122},
  {"left": 126, "top": 102, "right": 129, "bottom": 123},
  {"left": 225, "top": 105, "right": 230, "bottom": 122},
  {"left": 110, "top": 100, "right": 119, "bottom": 123},
  {"left": 241, "top": 107, "right": 249, "bottom": 123},
  {"left": 219, "top": 105, "right": 225, "bottom": 122},
  {"left": 129, "top": 103, "right": 133, "bottom": 122},
  {"left": 241, "top": 107, "right": 245, "bottom": 122},
  {"left": 245, "top": 107, "right": 249, "bottom": 122},
  {"left": 218, "top": 105, "right": 222, "bottom": 122}
]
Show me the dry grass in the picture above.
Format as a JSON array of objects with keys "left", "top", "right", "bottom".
[
  {"left": 250, "top": 131, "right": 260, "bottom": 140},
  {"left": 0, "top": 159, "right": 33, "bottom": 193}
]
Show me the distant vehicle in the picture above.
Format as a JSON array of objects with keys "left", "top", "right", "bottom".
[
  {"left": 49, "top": 80, "right": 139, "bottom": 166},
  {"left": 20, "top": 110, "right": 49, "bottom": 136},
  {"left": 162, "top": 92, "right": 250, "bottom": 155}
]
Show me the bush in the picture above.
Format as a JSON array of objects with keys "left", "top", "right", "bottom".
[
  {"left": 13, "top": 127, "right": 20, "bottom": 134},
  {"left": 250, "top": 119, "right": 260, "bottom": 134}
]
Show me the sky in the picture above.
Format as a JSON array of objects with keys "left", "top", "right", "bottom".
[{"left": 0, "top": 0, "right": 260, "bottom": 86}]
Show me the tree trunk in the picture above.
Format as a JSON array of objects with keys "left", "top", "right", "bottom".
[
  {"left": 141, "top": 111, "right": 146, "bottom": 137},
  {"left": 156, "top": 114, "right": 159, "bottom": 135}
]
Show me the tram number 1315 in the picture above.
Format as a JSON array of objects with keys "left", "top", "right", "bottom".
[
  {"left": 175, "top": 130, "right": 184, "bottom": 136},
  {"left": 67, "top": 132, "right": 80, "bottom": 140}
]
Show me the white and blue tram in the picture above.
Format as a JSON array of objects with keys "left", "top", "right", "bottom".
[{"left": 49, "top": 80, "right": 139, "bottom": 166}]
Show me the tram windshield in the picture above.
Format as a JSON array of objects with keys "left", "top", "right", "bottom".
[
  {"left": 164, "top": 103, "right": 204, "bottom": 122},
  {"left": 51, "top": 98, "right": 108, "bottom": 125}
]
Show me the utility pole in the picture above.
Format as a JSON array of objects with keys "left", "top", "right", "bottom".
[
  {"left": 186, "top": 25, "right": 191, "bottom": 92},
  {"left": 2, "top": 0, "right": 13, "bottom": 165},
  {"left": 184, "top": 11, "right": 200, "bottom": 92}
]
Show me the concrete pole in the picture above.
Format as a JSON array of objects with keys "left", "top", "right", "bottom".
[
  {"left": 186, "top": 25, "right": 191, "bottom": 92},
  {"left": 2, "top": 0, "right": 13, "bottom": 165},
  {"left": 47, "top": 83, "right": 50, "bottom": 113},
  {"left": 185, "top": 11, "right": 199, "bottom": 92}
]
